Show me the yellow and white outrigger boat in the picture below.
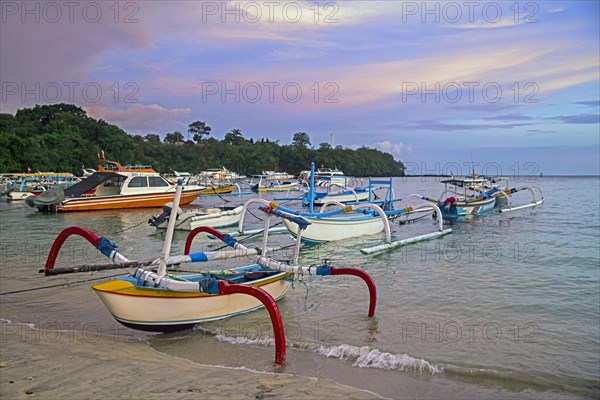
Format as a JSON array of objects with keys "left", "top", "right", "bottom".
[{"left": 40, "top": 180, "right": 377, "bottom": 365}]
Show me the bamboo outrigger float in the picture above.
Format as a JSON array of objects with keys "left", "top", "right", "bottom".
[{"left": 40, "top": 180, "right": 377, "bottom": 366}]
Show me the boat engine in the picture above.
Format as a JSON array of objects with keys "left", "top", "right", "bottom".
[{"left": 148, "top": 202, "right": 182, "bottom": 228}]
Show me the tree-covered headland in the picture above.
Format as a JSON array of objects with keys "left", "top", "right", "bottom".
[{"left": 0, "top": 104, "right": 405, "bottom": 177}]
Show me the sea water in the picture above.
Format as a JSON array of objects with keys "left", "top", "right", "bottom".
[{"left": 1, "top": 176, "right": 598, "bottom": 398}]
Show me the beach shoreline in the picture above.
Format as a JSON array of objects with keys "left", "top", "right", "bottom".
[{"left": 0, "top": 320, "right": 379, "bottom": 400}]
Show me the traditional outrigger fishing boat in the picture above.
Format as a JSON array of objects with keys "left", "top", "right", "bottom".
[
  {"left": 25, "top": 157, "right": 204, "bottom": 212},
  {"left": 199, "top": 183, "right": 238, "bottom": 195},
  {"left": 40, "top": 180, "right": 376, "bottom": 365},
  {"left": 250, "top": 164, "right": 452, "bottom": 254},
  {"left": 149, "top": 204, "right": 244, "bottom": 230},
  {"left": 411, "top": 174, "right": 545, "bottom": 217},
  {"left": 251, "top": 173, "right": 299, "bottom": 193},
  {"left": 297, "top": 166, "right": 370, "bottom": 206}
]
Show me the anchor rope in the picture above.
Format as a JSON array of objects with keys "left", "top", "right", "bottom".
[
  {"left": 0, "top": 272, "right": 125, "bottom": 296},
  {"left": 107, "top": 218, "right": 148, "bottom": 235}
]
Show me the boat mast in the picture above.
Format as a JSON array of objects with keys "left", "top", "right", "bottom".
[{"left": 157, "top": 179, "right": 184, "bottom": 276}]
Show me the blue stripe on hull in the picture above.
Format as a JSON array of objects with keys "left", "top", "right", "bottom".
[{"left": 442, "top": 198, "right": 496, "bottom": 217}]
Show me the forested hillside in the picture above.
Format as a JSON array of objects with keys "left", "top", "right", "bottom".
[{"left": 0, "top": 104, "right": 404, "bottom": 177}]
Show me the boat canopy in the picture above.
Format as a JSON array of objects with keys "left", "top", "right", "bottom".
[{"left": 64, "top": 172, "right": 114, "bottom": 198}]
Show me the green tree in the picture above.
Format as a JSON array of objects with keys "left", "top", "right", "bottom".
[
  {"left": 223, "top": 128, "right": 245, "bottom": 145},
  {"left": 145, "top": 133, "right": 161, "bottom": 143},
  {"left": 164, "top": 131, "right": 184, "bottom": 144},
  {"left": 188, "top": 121, "right": 211, "bottom": 142},
  {"left": 0, "top": 104, "right": 405, "bottom": 177},
  {"left": 292, "top": 132, "right": 311, "bottom": 148}
]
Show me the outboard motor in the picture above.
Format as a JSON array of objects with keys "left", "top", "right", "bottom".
[{"left": 148, "top": 202, "right": 182, "bottom": 228}]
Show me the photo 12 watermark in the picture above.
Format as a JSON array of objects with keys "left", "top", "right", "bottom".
[
  {"left": 400, "top": 1, "right": 539, "bottom": 24},
  {"left": 401, "top": 81, "right": 539, "bottom": 104},
  {"left": 0, "top": 240, "right": 139, "bottom": 265},
  {"left": 400, "top": 321, "right": 540, "bottom": 344},
  {"left": 1, "top": 81, "right": 140, "bottom": 105},
  {"left": 395, "top": 240, "right": 540, "bottom": 264},
  {"left": 1, "top": 1, "right": 140, "bottom": 24},
  {"left": 201, "top": 81, "right": 339, "bottom": 104},
  {"left": 200, "top": 319, "right": 340, "bottom": 343},
  {"left": 200, "top": 1, "right": 339, "bottom": 24},
  {"left": 402, "top": 161, "right": 542, "bottom": 182}
]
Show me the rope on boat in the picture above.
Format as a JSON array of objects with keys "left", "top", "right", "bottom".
[{"left": 0, "top": 272, "right": 125, "bottom": 296}]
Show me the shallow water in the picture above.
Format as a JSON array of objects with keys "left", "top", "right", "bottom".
[{"left": 1, "top": 176, "right": 598, "bottom": 398}]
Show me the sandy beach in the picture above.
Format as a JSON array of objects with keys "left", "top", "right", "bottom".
[{"left": 0, "top": 321, "right": 378, "bottom": 400}]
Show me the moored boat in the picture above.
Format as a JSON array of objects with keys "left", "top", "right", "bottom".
[
  {"left": 199, "top": 183, "right": 238, "bottom": 195},
  {"left": 149, "top": 204, "right": 244, "bottom": 230},
  {"left": 25, "top": 157, "right": 204, "bottom": 212},
  {"left": 40, "top": 181, "right": 377, "bottom": 365},
  {"left": 251, "top": 173, "right": 299, "bottom": 192}
]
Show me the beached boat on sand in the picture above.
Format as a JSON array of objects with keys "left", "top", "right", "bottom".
[{"left": 40, "top": 180, "right": 377, "bottom": 365}]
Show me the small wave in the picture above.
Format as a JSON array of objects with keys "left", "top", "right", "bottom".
[
  {"left": 216, "top": 332, "right": 276, "bottom": 347},
  {"left": 213, "top": 328, "right": 441, "bottom": 375},
  {"left": 317, "top": 344, "right": 442, "bottom": 375}
]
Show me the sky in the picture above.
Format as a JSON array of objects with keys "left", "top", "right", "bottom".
[{"left": 1, "top": 0, "right": 599, "bottom": 175}]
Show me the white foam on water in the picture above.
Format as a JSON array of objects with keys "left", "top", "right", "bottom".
[
  {"left": 317, "top": 344, "right": 442, "bottom": 375},
  {"left": 216, "top": 331, "right": 275, "bottom": 347},
  {"left": 213, "top": 329, "right": 442, "bottom": 376}
]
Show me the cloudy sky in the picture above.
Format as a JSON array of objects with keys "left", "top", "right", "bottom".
[{"left": 1, "top": 1, "right": 599, "bottom": 175}]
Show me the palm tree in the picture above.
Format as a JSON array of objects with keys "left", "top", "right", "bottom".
[{"left": 223, "top": 128, "right": 245, "bottom": 145}]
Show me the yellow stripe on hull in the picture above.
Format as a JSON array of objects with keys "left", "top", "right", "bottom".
[
  {"left": 57, "top": 189, "right": 203, "bottom": 212},
  {"left": 199, "top": 184, "right": 237, "bottom": 195},
  {"left": 258, "top": 184, "right": 298, "bottom": 192},
  {"left": 92, "top": 274, "right": 290, "bottom": 326}
]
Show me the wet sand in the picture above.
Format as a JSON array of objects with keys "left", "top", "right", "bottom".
[{"left": 0, "top": 321, "right": 379, "bottom": 400}]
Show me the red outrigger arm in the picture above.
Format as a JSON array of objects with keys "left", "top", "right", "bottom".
[
  {"left": 43, "top": 226, "right": 101, "bottom": 272},
  {"left": 329, "top": 267, "right": 377, "bottom": 317},
  {"left": 42, "top": 225, "right": 289, "bottom": 366},
  {"left": 219, "top": 281, "right": 286, "bottom": 366},
  {"left": 185, "top": 225, "right": 242, "bottom": 255}
]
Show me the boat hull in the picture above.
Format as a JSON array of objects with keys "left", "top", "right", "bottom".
[
  {"left": 282, "top": 215, "right": 384, "bottom": 243},
  {"left": 56, "top": 189, "right": 204, "bottom": 212},
  {"left": 6, "top": 191, "right": 34, "bottom": 201},
  {"left": 157, "top": 206, "right": 244, "bottom": 230},
  {"left": 443, "top": 197, "right": 496, "bottom": 217},
  {"left": 199, "top": 184, "right": 237, "bottom": 195},
  {"left": 257, "top": 183, "right": 299, "bottom": 192},
  {"left": 92, "top": 272, "right": 290, "bottom": 331},
  {"left": 313, "top": 191, "right": 370, "bottom": 206}
]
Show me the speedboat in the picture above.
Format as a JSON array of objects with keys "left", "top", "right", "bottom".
[{"left": 26, "top": 158, "right": 204, "bottom": 212}]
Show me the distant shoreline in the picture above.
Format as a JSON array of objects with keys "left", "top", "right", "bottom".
[{"left": 402, "top": 174, "right": 599, "bottom": 178}]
